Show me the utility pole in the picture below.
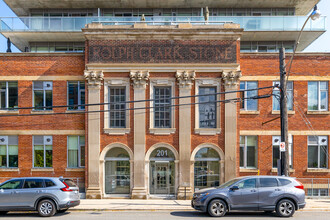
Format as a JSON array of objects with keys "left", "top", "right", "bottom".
[{"left": 279, "top": 48, "right": 289, "bottom": 176}]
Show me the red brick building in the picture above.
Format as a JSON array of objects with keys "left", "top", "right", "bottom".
[{"left": 0, "top": 0, "right": 329, "bottom": 199}]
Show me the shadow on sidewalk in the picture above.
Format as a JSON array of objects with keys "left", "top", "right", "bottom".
[{"left": 170, "top": 211, "right": 279, "bottom": 218}]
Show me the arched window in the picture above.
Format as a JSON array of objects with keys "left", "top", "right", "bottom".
[
  {"left": 194, "top": 147, "right": 220, "bottom": 190},
  {"left": 104, "top": 147, "right": 130, "bottom": 194}
]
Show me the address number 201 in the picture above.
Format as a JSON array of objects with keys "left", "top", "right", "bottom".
[{"left": 156, "top": 150, "right": 168, "bottom": 157}]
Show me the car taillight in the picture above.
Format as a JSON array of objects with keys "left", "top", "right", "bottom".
[
  {"left": 294, "top": 180, "right": 304, "bottom": 190},
  {"left": 61, "top": 181, "right": 73, "bottom": 192}
]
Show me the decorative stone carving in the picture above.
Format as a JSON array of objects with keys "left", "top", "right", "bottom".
[
  {"left": 222, "top": 71, "right": 242, "bottom": 89},
  {"left": 176, "top": 70, "right": 196, "bottom": 89},
  {"left": 130, "top": 70, "right": 149, "bottom": 88},
  {"left": 84, "top": 70, "right": 104, "bottom": 88}
]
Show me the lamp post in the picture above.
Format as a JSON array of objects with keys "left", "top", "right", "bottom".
[{"left": 279, "top": 5, "right": 321, "bottom": 176}]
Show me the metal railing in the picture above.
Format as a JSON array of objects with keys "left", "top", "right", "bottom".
[{"left": 0, "top": 16, "right": 326, "bottom": 32}]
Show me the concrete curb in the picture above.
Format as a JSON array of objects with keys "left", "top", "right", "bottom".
[{"left": 68, "top": 208, "right": 330, "bottom": 212}]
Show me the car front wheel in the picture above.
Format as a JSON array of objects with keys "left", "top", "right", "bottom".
[
  {"left": 208, "top": 199, "right": 227, "bottom": 217},
  {"left": 276, "top": 199, "right": 295, "bottom": 217},
  {"left": 37, "top": 199, "right": 56, "bottom": 217}
]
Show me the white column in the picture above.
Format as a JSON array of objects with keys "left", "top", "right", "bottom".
[
  {"left": 176, "top": 71, "right": 195, "bottom": 200},
  {"left": 130, "top": 70, "right": 149, "bottom": 199},
  {"left": 222, "top": 71, "right": 241, "bottom": 181},
  {"left": 85, "top": 70, "right": 104, "bottom": 199}
]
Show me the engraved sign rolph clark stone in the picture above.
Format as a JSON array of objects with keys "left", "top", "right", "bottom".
[{"left": 88, "top": 40, "right": 237, "bottom": 63}]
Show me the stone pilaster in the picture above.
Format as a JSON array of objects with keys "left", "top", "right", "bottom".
[
  {"left": 85, "top": 70, "right": 103, "bottom": 199},
  {"left": 130, "top": 70, "right": 149, "bottom": 199},
  {"left": 176, "top": 70, "right": 195, "bottom": 200},
  {"left": 222, "top": 71, "right": 241, "bottom": 181}
]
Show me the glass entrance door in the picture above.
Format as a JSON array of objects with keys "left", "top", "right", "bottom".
[{"left": 150, "top": 162, "right": 175, "bottom": 194}]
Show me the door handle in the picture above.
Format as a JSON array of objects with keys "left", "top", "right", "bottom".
[
  {"left": 275, "top": 188, "right": 281, "bottom": 191},
  {"left": 250, "top": 189, "right": 257, "bottom": 192}
]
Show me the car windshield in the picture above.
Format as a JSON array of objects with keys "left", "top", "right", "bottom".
[{"left": 217, "top": 178, "right": 242, "bottom": 189}]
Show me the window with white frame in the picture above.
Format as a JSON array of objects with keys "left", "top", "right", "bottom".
[
  {"left": 240, "top": 136, "right": 258, "bottom": 168},
  {"left": 109, "top": 87, "right": 126, "bottom": 128},
  {"left": 0, "top": 136, "right": 18, "bottom": 168},
  {"left": 308, "top": 136, "right": 328, "bottom": 169},
  {"left": 308, "top": 81, "right": 328, "bottom": 111},
  {"left": 68, "top": 81, "right": 85, "bottom": 110},
  {"left": 240, "top": 81, "right": 258, "bottom": 111},
  {"left": 0, "top": 81, "right": 18, "bottom": 110},
  {"left": 33, "top": 136, "right": 52, "bottom": 168},
  {"left": 67, "top": 136, "right": 85, "bottom": 168},
  {"left": 307, "top": 188, "right": 329, "bottom": 197},
  {"left": 33, "top": 81, "right": 53, "bottom": 110},
  {"left": 273, "top": 81, "right": 293, "bottom": 111},
  {"left": 154, "top": 86, "right": 171, "bottom": 128},
  {"left": 272, "top": 136, "right": 293, "bottom": 168},
  {"left": 199, "top": 87, "right": 217, "bottom": 128}
]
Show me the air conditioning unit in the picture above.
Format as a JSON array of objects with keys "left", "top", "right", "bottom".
[
  {"left": 0, "top": 136, "right": 8, "bottom": 145},
  {"left": 272, "top": 136, "right": 281, "bottom": 145},
  {"left": 319, "top": 136, "right": 328, "bottom": 145},
  {"left": 44, "top": 136, "right": 53, "bottom": 145},
  {"left": 43, "top": 82, "right": 53, "bottom": 90}
]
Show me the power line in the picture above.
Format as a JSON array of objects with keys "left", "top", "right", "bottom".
[
  {"left": 0, "top": 93, "right": 272, "bottom": 118},
  {"left": 1, "top": 86, "right": 275, "bottom": 111}
]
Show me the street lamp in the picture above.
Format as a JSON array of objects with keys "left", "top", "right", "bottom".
[{"left": 279, "top": 5, "right": 321, "bottom": 176}]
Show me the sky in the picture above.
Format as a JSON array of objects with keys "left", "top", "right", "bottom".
[{"left": 0, "top": 0, "right": 329, "bottom": 53}]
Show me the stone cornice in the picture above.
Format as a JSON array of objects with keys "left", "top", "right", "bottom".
[
  {"left": 130, "top": 70, "right": 150, "bottom": 89},
  {"left": 176, "top": 70, "right": 196, "bottom": 89},
  {"left": 84, "top": 70, "right": 104, "bottom": 88}
]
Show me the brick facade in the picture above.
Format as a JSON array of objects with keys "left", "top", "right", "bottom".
[
  {"left": 1, "top": 52, "right": 330, "bottom": 197},
  {"left": 0, "top": 54, "right": 85, "bottom": 187}
]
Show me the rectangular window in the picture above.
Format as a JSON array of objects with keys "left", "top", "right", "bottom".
[
  {"left": 273, "top": 81, "right": 293, "bottom": 111},
  {"left": 0, "top": 136, "right": 18, "bottom": 168},
  {"left": 272, "top": 136, "right": 293, "bottom": 168},
  {"left": 109, "top": 87, "right": 126, "bottom": 128},
  {"left": 240, "top": 136, "right": 257, "bottom": 168},
  {"left": 33, "top": 136, "right": 52, "bottom": 168},
  {"left": 33, "top": 81, "right": 53, "bottom": 110},
  {"left": 307, "top": 188, "right": 329, "bottom": 197},
  {"left": 0, "top": 82, "right": 18, "bottom": 110},
  {"left": 308, "top": 136, "right": 328, "bottom": 168},
  {"left": 199, "top": 87, "right": 217, "bottom": 128},
  {"left": 68, "top": 81, "right": 85, "bottom": 110},
  {"left": 240, "top": 81, "right": 258, "bottom": 111},
  {"left": 67, "top": 136, "right": 85, "bottom": 168},
  {"left": 154, "top": 87, "right": 171, "bottom": 128},
  {"left": 308, "top": 81, "right": 328, "bottom": 111}
]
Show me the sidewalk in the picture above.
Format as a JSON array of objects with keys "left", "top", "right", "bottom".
[{"left": 71, "top": 199, "right": 330, "bottom": 211}]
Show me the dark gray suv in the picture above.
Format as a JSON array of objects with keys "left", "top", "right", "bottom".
[
  {"left": 0, "top": 177, "right": 80, "bottom": 217},
  {"left": 192, "top": 176, "right": 305, "bottom": 217}
]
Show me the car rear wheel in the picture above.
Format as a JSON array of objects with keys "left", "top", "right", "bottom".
[
  {"left": 276, "top": 199, "right": 295, "bottom": 217},
  {"left": 37, "top": 199, "right": 56, "bottom": 217},
  {"left": 207, "top": 199, "right": 227, "bottom": 217}
]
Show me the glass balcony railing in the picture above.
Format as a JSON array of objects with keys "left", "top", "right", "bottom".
[{"left": 0, "top": 16, "right": 326, "bottom": 32}]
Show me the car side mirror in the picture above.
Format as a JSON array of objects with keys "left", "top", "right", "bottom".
[{"left": 230, "top": 186, "right": 239, "bottom": 191}]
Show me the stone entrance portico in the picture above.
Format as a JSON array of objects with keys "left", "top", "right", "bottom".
[{"left": 84, "top": 23, "right": 243, "bottom": 199}]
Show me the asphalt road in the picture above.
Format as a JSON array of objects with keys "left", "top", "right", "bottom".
[{"left": 1, "top": 211, "right": 330, "bottom": 220}]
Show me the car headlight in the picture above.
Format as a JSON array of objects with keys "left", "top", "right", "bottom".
[{"left": 199, "top": 192, "right": 209, "bottom": 197}]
